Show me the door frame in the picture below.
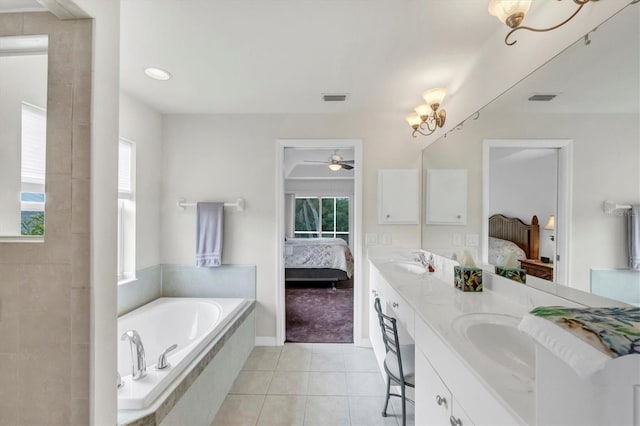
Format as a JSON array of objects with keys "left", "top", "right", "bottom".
[
  {"left": 482, "top": 139, "right": 573, "bottom": 286},
  {"left": 275, "top": 139, "right": 364, "bottom": 345}
]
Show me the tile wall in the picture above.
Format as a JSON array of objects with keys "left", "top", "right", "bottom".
[{"left": 0, "top": 12, "right": 92, "bottom": 425}]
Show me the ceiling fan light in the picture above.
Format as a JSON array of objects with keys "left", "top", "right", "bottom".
[
  {"left": 328, "top": 163, "right": 342, "bottom": 171},
  {"left": 422, "top": 88, "right": 448, "bottom": 109},
  {"left": 488, "top": 0, "right": 531, "bottom": 26}
]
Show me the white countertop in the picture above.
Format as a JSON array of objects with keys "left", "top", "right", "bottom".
[{"left": 368, "top": 247, "right": 535, "bottom": 425}]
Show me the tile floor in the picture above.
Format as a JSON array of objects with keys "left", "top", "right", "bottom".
[{"left": 212, "top": 343, "right": 415, "bottom": 426}]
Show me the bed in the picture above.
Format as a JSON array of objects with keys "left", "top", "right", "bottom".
[
  {"left": 284, "top": 238, "right": 354, "bottom": 282},
  {"left": 488, "top": 214, "right": 539, "bottom": 267}
]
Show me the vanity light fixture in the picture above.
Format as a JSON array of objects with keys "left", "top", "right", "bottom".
[
  {"left": 144, "top": 67, "right": 172, "bottom": 81},
  {"left": 488, "top": 0, "right": 600, "bottom": 46},
  {"left": 544, "top": 215, "right": 555, "bottom": 241},
  {"left": 406, "top": 88, "right": 447, "bottom": 138}
]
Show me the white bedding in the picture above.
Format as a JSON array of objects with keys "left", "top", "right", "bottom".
[
  {"left": 285, "top": 238, "right": 354, "bottom": 278},
  {"left": 488, "top": 236, "right": 527, "bottom": 267}
]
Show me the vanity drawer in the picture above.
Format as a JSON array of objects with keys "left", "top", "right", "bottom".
[{"left": 385, "top": 284, "right": 415, "bottom": 341}]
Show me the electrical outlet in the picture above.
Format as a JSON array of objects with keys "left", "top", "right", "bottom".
[
  {"left": 382, "top": 234, "right": 392, "bottom": 245},
  {"left": 453, "top": 233, "right": 463, "bottom": 247},
  {"left": 365, "top": 233, "right": 378, "bottom": 245},
  {"left": 466, "top": 234, "right": 479, "bottom": 247}
]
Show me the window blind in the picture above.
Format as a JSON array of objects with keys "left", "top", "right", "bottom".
[{"left": 21, "top": 102, "right": 46, "bottom": 186}]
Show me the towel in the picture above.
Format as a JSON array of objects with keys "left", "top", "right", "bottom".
[
  {"left": 196, "top": 202, "right": 224, "bottom": 267},
  {"left": 629, "top": 205, "right": 640, "bottom": 271},
  {"left": 518, "top": 306, "right": 640, "bottom": 377}
]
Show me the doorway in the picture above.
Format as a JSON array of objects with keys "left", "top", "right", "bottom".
[
  {"left": 275, "top": 139, "right": 363, "bottom": 345},
  {"left": 482, "top": 139, "right": 572, "bottom": 285}
]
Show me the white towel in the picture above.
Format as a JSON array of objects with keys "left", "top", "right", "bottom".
[
  {"left": 196, "top": 202, "right": 224, "bottom": 267},
  {"left": 629, "top": 205, "right": 640, "bottom": 271},
  {"left": 518, "top": 314, "right": 610, "bottom": 377}
]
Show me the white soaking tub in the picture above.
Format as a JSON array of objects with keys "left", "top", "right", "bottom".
[{"left": 117, "top": 297, "right": 249, "bottom": 410}]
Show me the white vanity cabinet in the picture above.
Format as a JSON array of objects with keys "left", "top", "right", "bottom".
[
  {"left": 415, "top": 347, "right": 474, "bottom": 426},
  {"left": 378, "top": 169, "right": 419, "bottom": 224}
]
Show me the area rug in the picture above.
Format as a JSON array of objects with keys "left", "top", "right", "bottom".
[{"left": 285, "top": 283, "right": 353, "bottom": 343}]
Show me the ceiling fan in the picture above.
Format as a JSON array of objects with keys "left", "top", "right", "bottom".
[{"left": 304, "top": 152, "right": 355, "bottom": 171}]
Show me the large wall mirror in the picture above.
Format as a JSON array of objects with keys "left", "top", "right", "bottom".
[
  {"left": 422, "top": 4, "right": 639, "bottom": 306},
  {"left": 0, "top": 35, "right": 48, "bottom": 239}
]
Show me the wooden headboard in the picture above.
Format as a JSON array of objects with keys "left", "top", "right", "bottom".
[{"left": 489, "top": 214, "right": 540, "bottom": 260}]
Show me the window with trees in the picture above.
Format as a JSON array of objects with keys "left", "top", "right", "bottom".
[{"left": 294, "top": 197, "right": 349, "bottom": 243}]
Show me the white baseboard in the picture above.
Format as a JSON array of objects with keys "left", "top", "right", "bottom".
[{"left": 255, "top": 336, "right": 279, "bottom": 346}]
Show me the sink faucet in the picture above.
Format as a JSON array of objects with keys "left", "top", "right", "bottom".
[
  {"left": 414, "top": 252, "right": 428, "bottom": 267},
  {"left": 121, "top": 330, "right": 146, "bottom": 380}
]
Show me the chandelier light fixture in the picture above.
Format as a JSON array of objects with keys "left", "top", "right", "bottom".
[
  {"left": 406, "top": 88, "right": 447, "bottom": 138},
  {"left": 488, "top": 0, "right": 600, "bottom": 46}
]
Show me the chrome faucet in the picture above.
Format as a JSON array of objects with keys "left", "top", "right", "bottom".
[
  {"left": 414, "top": 252, "right": 428, "bottom": 267},
  {"left": 121, "top": 330, "right": 146, "bottom": 380}
]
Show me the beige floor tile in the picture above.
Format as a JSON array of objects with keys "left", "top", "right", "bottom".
[
  {"left": 309, "top": 351, "right": 345, "bottom": 372},
  {"left": 277, "top": 349, "right": 312, "bottom": 371},
  {"left": 212, "top": 394, "right": 265, "bottom": 426},
  {"left": 257, "top": 395, "right": 307, "bottom": 426},
  {"left": 303, "top": 396, "right": 350, "bottom": 426},
  {"left": 307, "top": 372, "right": 347, "bottom": 396},
  {"left": 268, "top": 371, "right": 310, "bottom": 395},
  {"left": 312, "top": 343, "right": 347, "bottom": 354},
  {"left": 389, "top": 395, "right": 415, "bottom": 426},
  {"left": 349, "top": 396, "right": 399, "bottom": 426},
  {"left": 344, "top": 347, "right": 379, "bottom": 372},
  {"left": 346, "top": 372, "right": 386, "bottom": 396},
  {"left": 244, "top": 347, "right": 282, "bottom": 371},
  {"left": 230, "top": 371, "right": 274, "bottom": 394}
]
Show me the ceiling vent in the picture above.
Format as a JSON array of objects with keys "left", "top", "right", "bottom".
[
  {"left": 528, "top": 93, "right": 559, "bottom": 101},
  {"left": 322, "top": 94, "right": 348, "bottom": 102}
]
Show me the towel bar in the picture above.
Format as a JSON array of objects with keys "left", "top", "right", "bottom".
[
  {"left": 603, "top": 201, "right": 632, "bottom": 214},
  {"left": 177, "top": 198, "right": 245, "bottom": 212}
]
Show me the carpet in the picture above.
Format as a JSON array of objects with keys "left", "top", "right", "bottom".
[{"left": 285, "top": 282, "right": 353, "bottom": 343}]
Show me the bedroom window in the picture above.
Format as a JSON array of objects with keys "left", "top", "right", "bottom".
[{"left": 294, "top": 197, "right": 349, "bottom": 244}]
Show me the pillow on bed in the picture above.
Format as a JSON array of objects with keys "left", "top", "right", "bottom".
[{"left": 488, "top": 237, "right": 527, "bottom": 267}]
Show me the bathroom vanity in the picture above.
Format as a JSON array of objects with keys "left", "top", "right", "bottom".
[{"left": 368, "top": 248, "right": 640, "bottom": 426}]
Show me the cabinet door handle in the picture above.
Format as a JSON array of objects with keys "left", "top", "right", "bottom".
[
  {"left": 392, "top": 302, "right": 399, "bottom": 308},
  {"left": 435, "top": 395, "right": 447, "bottom": 409},
  {"left": 450, "top": 415, "right": 462, "bottom": 426}
]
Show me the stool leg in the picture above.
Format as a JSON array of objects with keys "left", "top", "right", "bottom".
[
  {"left": 381, "top": 375, "right": 391, "bottom": 417},
  {"left": 400, "top": 382, "right": 406, "bottom": 426}
]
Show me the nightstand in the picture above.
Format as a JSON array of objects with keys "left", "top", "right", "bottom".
[{"left": 520, "top": 259, "right": 554, "bottom": 281}]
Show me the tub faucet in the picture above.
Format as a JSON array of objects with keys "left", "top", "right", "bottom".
[{"left": 121, "top": 329, "right": 146, "bottom": 380}]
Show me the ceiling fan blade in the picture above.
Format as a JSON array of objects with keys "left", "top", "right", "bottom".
[
  {"left": 340, "top": 160, "right": 355, "bottom": 164},
  {"left": 340, "top": 163, "right": 354, "bottom": 170},
  {"left": 303, "top": 160, "right": 330, "bottom": 164}
]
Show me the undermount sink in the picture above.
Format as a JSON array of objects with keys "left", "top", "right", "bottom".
[
  {"left": 392, "top": 261, "right": 427, "bottom": 275},
  {"left": 452, "top": 313, "right": 535, "bottom": 390}
]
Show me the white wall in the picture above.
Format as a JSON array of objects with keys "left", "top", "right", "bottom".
[
  {"left": 161, "top": 113, "right": 422, "bottom": 340},
  {"left": 422, "top": 112, "right": 639, "bottom": 292},
  {"left": 0, "top": 54, "right": 47, "bottom": 235},
  {"left": 119, "top": 92, "right": 163, "bottom": 270}
]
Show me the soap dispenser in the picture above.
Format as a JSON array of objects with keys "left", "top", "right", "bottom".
[{"left": 428, "top": 254, "right": 435, "bottom": 273}]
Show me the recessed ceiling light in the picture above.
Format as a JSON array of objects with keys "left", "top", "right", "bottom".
[{"left": 144, "top": 67, "right": 172, "bottom": 81}]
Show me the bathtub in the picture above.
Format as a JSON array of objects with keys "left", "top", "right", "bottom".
[{"left": 117, "top": 297, "right": 250, "bottom": 410}]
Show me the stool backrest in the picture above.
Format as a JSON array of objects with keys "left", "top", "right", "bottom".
[{"left": 373, "top": 297, "right": 405, "bottom": 380}]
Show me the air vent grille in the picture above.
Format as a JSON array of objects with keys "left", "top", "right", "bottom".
[
  {"left": 322, "top": 94, "right": 348, "bottom": 102},
  {"left": 528, "top": 94, "right": 558, "bottom": 102}
]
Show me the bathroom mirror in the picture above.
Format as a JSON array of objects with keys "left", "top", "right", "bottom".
[
  {"left": 0, "top": 35, "right": 48, "bottom": 240},
  {"left": 421, "top": 4, "right": 640, "bottom": 305}
]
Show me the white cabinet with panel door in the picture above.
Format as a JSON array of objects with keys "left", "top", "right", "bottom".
[{"left": 378, "top": 169, "right": 419, "bottom": 224}]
